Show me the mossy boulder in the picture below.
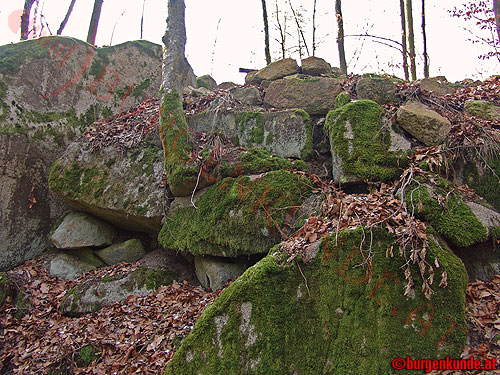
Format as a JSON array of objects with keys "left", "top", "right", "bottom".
[
  {"left": 158, "top": 170, "right": 314, "bottom": 257},
  {"left": 253, "top": 58, "right": 299, "bottom": 83},
  {"left": 418, "top": 77, "right": 456, "bottom": 96},
  {"left": 264, "top": 76, "right": 343, "bottom": 115},
  {"left": 95, "top": 238, "right": 146, "bottom": 265},
  {"left": 405, "top": 179, "right": 488, "bottom": 248},
  {"left": 301, "top": 56, "right": 332, "bottom": 76},
  {"left": 194, "top": 256, "right": 249, "bottom": 291},
  {"left": 464, "top": 99, "right": 500, "bottom": 121},
  {"left": 48, "top": 248, "right": 105, "bottom": 280},
  {"left": 396, "top": 102, "right": 451, "bottom": 146},
  {"left": 462, "top": 157, "right": 500, "bottom": 211},
  {"left": 356, "top": 76, "right": 398, "bottom": 105},
  {"left": 60, "top": 266, "right": 175, "bottom": 316},
  {"left": 50, "top": 212, "right": 116, "bottom": 249},
  {"left": 326, "top": 100, "right": 409, "bottom": 184},
  {"left": 48, "top": 137, "right": 165, "bottom": 234},
  {"left": 196, "top": 75, "right": 217, "bottom": 90},
  {"left": 0, "top": 36, "right": 164, "bottom": 270},
  {"left": 164, "top": 227, "right": 467, "bottom": 375}
]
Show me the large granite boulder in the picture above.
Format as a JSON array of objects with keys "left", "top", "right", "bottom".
[
  {"left": 164, "top": 228, "right": 468, "bottom": 374},
  {"left": 196, "top": 75, "right": 217, "bottom": 90},
  {"left": 0, "top": 36, "right": 164, "bottom": 270},
  {"left": 48, "top": 134, "right": 165, "bottom": 233},
  {"left": 301, "top": 56, "right": 332, "bottom": 76},
  {"left": 194, "top": 256, "right": 248, "bottom": 291},
  {"left": 326, "top": 100, "right": 409, "bottom": 184},
  {"left": 356, "top": 75, "right": 398, "bottom": 105},
  {"left": 250, "top": 58, "right": 299, "bottom": 84},
  {"left": 396, "top": 102, "right": 451, "bottom": 146},
  {"left": 95, "top": 239, "right": 146, "bottom": 265},
  {"left": 264, "top": 76, "right": 343, "bottom": 115},
  {"left": 418, "top": 77, "right": 456, "bottom": 96},
  {"left": 159, "top": 170, "right": 314, "bottom": 257}
]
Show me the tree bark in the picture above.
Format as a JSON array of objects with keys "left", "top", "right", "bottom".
[
  {"left": 57, "top": 0, "right": 77, "bottom": 35},
  {"left": 86, "top": 0, "right": 104, "bottom": 45},
  {"left": 20, "top": 0, "right": 36, "bottom": 40},
  {"left": 494, "top": 0, "right": 500, "bottom": 43},
  {"left": 399, "top": 0, "right": 409, "bottom": 80},
  {"left": 261, "top": 0, "right": 271, "bottom": 65},
  {"left": 335, "top": 0, "right": 347, "bottom": 74},
  {"left": 406, "top": 0, "right": 417, "bottom": 80},
  {"left": 421, "top": 0, "right": 429, "bottom": 78},
  {"left": 312, "top": 0, "right": 317, "bottom": 56}
]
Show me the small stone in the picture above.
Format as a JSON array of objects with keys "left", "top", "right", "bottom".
[
  {"left": 356, "top": 76, "right": 398, "bottom": 105},
  {"left": 464, "top": 100, "right": 500, "bottom": 121},
  {"left": 95, "top": 239, "right": 146, "bottom": 265},
  {"left": 418, "top": 77, "right": 456, "bottom": 95},
  {"left": 254, "top": 58, "right": 299, "bottom": 83},
  {"left": 301, "top": 56, "right": 332, "bottom": 76},
  {"left": 194, "top": 256, "right": 248, "bottom": 291},
  {"left": 196, "top": 75, "right": 217, "bottom": 90},
  {"left": 49, "top": 248, "right": 105, "bottom": 280},
  {"left": 230, "top": 87, "right": 262, "bottom": 105}
]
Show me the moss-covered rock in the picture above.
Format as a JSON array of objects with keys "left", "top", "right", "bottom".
[
  {"left": 48, "top": 248, "right": 106, "bottom": 280},
  {"left": 301, "top": 56, "right": 332, "bottom": 76},
  {"left": 326, "top": 100, "right": 408, "bottom": 184},
  {"left": 463, "top": 157, "right": 500, "bottom": 211},
  {"left": 356, "top": 75, "right": 398, "bottom": 105},
  {"left": 196, "top": 75, "right": 217, "bottom": 90},
  {"left": 164, "top": 227, "right": 467, "bottom": 375},
  {"left": 405, "top": 179, "right": 488, "bottom": 247},
  {"left": 95, "top": 238, "right": 146, "bottom": 265},
  {"left": 159, "top": 170, "right": 313, "bottom": 257},
  {"left": 48, "top": 139, "right": 165, "bottom": 234},
  {"left": 253, "top": 58, "right": 300, "bottom": 83},
  {"left": 60, "top": 266, "right": 175, "bottom": 316},
  {"left": 464, "top": 100, "right": 500, "bottom": 120}
]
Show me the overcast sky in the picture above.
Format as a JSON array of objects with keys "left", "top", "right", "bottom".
[{"left": 0, "top": 0, "right": 498, "bottom": 84}]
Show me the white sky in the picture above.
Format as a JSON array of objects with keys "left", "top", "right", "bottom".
[{"left": 0, "top": 0, "right": 498, "bottom": 84}]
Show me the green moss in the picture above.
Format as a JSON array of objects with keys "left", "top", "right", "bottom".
[
  {"left": 334, "top": 92, "right": 351, "bottom": 109},
  {"left": 122, "top": 267, "right": 175, "bottom": 292},
  {"left": 164, "top": 227, "right": 467, "bottom": 375},
  {"left": 76, "top": 345, "right": 99, "bottom": 367},
  {"left": 490, "top": 226, "right": 500, "bottom": 242},
  {"left": 159, "top": 170, "right": 313, "bottom": 257},
  {"left": 196, "top": 75, "right": 215, "bottom": 90},
  {"left": 325, "top": 100, "right": 407, "bottom": 182},
  {"left": 132, "top": 78, "right": 151, "bottom": 97},
  {"left": 464, "top": 100, "right": 497, "bottom": 120},
  {"left": 463, "top": 158, "right": 500, "bottom": 211},
  {"left": 406, "top": 182, "right": 488, "bottom": 247},
  {"left": 236, "top": 111, "right": 265, "bottom": 144}
]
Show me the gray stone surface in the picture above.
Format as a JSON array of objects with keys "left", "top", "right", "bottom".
[
  {"left": 50, "top": 212, "right": 116, "bottom": 249},
  {"left": 418, "top": 77, "right": 456, "bottom": 95},
  {"left": 396, "top": 102, "right": 451, "bottom": 146},
  {"left": 230, "top": 86, "right": 262, "bottom": 105},
  {"left": 95, "top": 239, "right": 146, "bottom": 265},
  {"left": 194, "top": 256, "right": 248, "bottom": 291},
  {"left": 464, "top": 100, "right": 500, "bottom": 121},
  {"left": 356, "top": 76, "right": 398, "bottom": 105},
  {"left": 466, "top": 201, "right": 500, "bottom": 230},
  {"left": 196, "top": 75, "right": 217, "bottom": 90},
  {"left": 301, "top": 56, "right": 332, "bottom": 76},
  {"left": 253, "top": 58, "right": 299, "bottom": 83},
  {"left": 187, "top": 109, "right": 311, "bottom": 159},
  {"left": 49, "top": 248, "right": 105, "bottom": 280},
  {"left": 264, "top": 76, "right": 343, "bottom": 115},
  {"left": 0, "top": 37, "right": 163, "bottom": 271}
]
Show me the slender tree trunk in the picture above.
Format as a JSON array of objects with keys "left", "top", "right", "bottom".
[
  {"left": 288, "top": 0, "right": 310, "bottom": 56},
  {"left": 399, "top": 0, "right": 409, "bottom": 80},
  {"left": 421, "top": 0, "right": 429, "bottom": 78},
  {"left": 57, "top": 0, "right": 77, "bottom": 35},
  {"left": 86, "top": 0, "right": 104, "bottom": 45},
  {"left": 312, "top": 0, "right": 317, "bottom": 56},
  {"left": 335, "top": 0, "right": 347, "bottom": 74},
  {"left": 141, "top": 0, "right": 146, "bottom": 39},
  {"left": 276, "top": 2, "right": 286, "bottom": 59},
  {"left": 261, "top": 0, "right": 271, "bottom": 64},
  {"left": 20, "top": 0, "right": 36, "bottom": 40},
  {"left": 406, "top": 0, "right": 417, "bottom": 80},
  {"left": 494, "top": 0, "right": 500, "bottom": 43}
]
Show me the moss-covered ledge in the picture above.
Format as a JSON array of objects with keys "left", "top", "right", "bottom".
[
  {"left": 164, "top": 227, "right": 467, "bottom": 375},
  {"left": 158, "top": 170, "right": 313, "bottom": 257},
  {"left": 326, "top": 100, "right": 409, "bottom": 184}
]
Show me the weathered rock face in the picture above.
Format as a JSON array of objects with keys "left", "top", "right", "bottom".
[
  {"left": 300, "top": 56, "right": 332, "bottom": 76},
  {"left": 0, "top": 36, "right": 163, "bottom": 270},
  {"left": 464, "top": 99, "right": 500, "bottom": 120},
  {"left": 186, "top": 109, "right": 312, "bottom": 159},
  {"left": 264, "top": 76, "right": 343, "bottom": 115},
  {"left": 48, "top": 135, "right": 165, "bottom": 234},
  {"left": 252, "top": 58, "right": 299, "bottom": 83},
  {"left": 326, "top": 100, "right": 409, "bottom": 184},
  {"left": 356, "top": 76, "right": 398, "bottom": 105},
  {"left": 418, "top": 77, "right": 456, "bottom": 95},
  {"left": 396, "top": 102, "right": 451, "bottom": 146},
  {"left": 229, "top": 86, "right": 262, "bottom": 106},
  {"left": 50, "top": 212, "right": 116, "bottom": 249},
  {"left": 164, "top": 228, "right": 468, "bottom": 375},
  {"left": 194, "top": 256, "right": 248, "bottom": 291},
  {"left": 196, "top": 75, "right": 217, "bottom": 90},
  {"left": 159, "top": 170, "right": 313, "bottom": 257},
  {"left": 60, "top": 266, "right": 175, "bottom": 316}
]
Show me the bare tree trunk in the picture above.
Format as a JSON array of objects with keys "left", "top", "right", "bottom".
[
  {"left": 140, "top": 0, "right": 146, "bottom": 39},
  {"left": 288, "top": 0, "right": 310, "bottom": 56},
  {"left": 312, "top": 0, "right": 317, "bottom": 56},
  {"left": 421, "top": 0, "right": 429, "bottom": 78},
  {"left": 57, "top": 0, "right": 77, "bottom": 35},
  {"left": 261, "top": 0, "right": 271, "bottom": 64},
  {"left": 406, "top": 0, "right": 417, "bottom": 80},
  {"left": 276, "top": 2, "right": 286, "bottom": 59},
  {"left": 87, "top": 0, "right": 104, "bottom": 45},
  {"left": 20, "top": 0, "right": 36, "bottom": 40},
  {"left": 494, "top": 0, "right": 500, "bottom": 43},
  {"left": 335, "top": 0, "right": 347, "bottom": 74},
  {"left": 399, "top": 0, "right": 409, "bottom": 80}
]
